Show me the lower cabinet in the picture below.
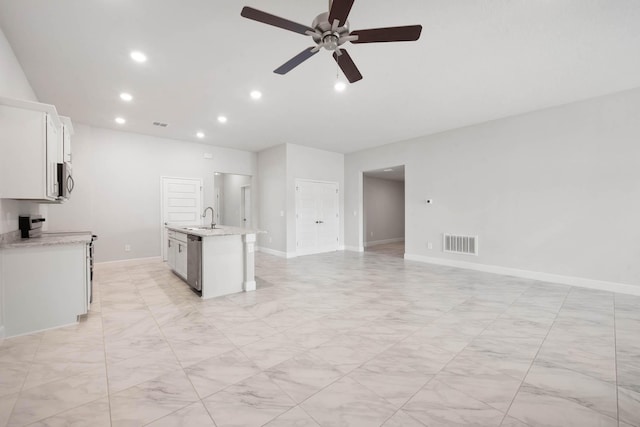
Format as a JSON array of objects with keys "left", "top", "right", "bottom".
[
  {"left": 167, "top": 231, "right": 188, "bottom": 279},
  {"left": 1, "top": 242, "right": 89, "bottom": 338}
]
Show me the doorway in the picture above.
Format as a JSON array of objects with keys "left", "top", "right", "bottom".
[
  {"left": 362, "top": 166, "right": 405, "bottom": 258},
  {"left": 213, "top": 172, "right": 252, "bottom": 227},
  {"left": 160, "top": 176, "right": 203, "bottom": 261},
  {"left": 295, "top": 179, "right": 339, "bottom": 256}
]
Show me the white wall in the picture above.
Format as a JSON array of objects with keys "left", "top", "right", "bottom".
[
  {"left": 364, "top": 176, "right": 405, "bottom": 246},
  {"left": 286, "top": 144, "right": 345, "bottom": 254},
  {"left": 346, "top": 88, "right": 640, "bottom": 287},
  {"left": 47, "top": 125, "right": 256, "bottom": 262},
  {"left": 257, "top": 144, "right": 287, "bottom": 253}
]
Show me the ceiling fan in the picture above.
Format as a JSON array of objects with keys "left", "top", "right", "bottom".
[{"left": 240, "top": 0, "right": 422, "bottom": 83}]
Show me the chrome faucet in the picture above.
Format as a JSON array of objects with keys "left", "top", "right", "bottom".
[{"left": 202, "top": 207, "right": 216, "bottom": 229}]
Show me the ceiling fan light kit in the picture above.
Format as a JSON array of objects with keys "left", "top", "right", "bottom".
[{"left": 240, "top": 0, "right": 422, "bottom": 83}]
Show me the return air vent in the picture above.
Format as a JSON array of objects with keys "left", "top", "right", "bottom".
[
  {"left": 153, "top": 121, "right": 169, "bottom": 127},
  {"left": 443, "top": 234, "right": 478, "bottom": 256}
]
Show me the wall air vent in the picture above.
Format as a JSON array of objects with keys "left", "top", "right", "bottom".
[
  {"left": 443, "top": 234, "right": 478, "bottom": 256},
  {"left": 153, "top": 121, "right": 169, "bottom": 127}
]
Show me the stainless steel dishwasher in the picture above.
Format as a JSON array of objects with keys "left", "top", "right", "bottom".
[{"left": 187, "top": 234, "right": 202, "bottom": 291}]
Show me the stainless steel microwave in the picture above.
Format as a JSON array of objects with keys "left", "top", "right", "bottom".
[{"left": 56, "top": 162, "right": 74, "bottom": 200}]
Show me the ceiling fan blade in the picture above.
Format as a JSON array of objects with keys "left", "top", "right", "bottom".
[
  {"left": 333, "top": 49, "right": 363, "bottom": 83},
  {"left": 351, "top": 25, "right": 422, "bottom": 43},
  {"left": 328, "top": 0, "right": 355, "bottom": 28},
  {"left": 241, "top": 6, "right": 314, "bottom": 35},
  {"left": 274, "top": 47, "right": 319, "bottom": 75}
]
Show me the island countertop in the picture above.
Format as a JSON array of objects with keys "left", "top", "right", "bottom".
[{"left": 165, "top": 224, "right": 262, "bottom": 238}]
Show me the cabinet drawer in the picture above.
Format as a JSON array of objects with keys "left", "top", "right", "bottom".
[{"left": 173, "top": 232, "right": 188, "bottom": 244}]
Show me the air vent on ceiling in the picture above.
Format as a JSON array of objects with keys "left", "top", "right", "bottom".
[
  {"left": 443, "top": 234, "right": 478, "bottom": 256},
  {"left": 153, "top": 121, "right": 169, "bottom": 127}
]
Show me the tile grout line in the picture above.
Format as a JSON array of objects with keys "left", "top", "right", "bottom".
[
  {"left": 4, "top": 331, "right": 43, "bottom": 426},
  {"left": 397, "top": 285, "right": 534, "bottom": 425},
  {"left": 133, "top": 269, "right": 217, "bottom": 427},
  {"left": 497, "top": 285, "right": 573, "bottom": 426}
]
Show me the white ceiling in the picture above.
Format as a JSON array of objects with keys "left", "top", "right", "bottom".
[{"left": 1, "top": 0, "right": 640, "bottom": 154}]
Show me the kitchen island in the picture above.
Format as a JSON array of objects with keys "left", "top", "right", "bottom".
[{"left": 165, "top": 225, "right": 258, "bottom": 299}]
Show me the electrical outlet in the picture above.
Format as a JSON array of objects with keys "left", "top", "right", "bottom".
[
  {"left": 370, "top": 232, "right": 373, "bottom": 237},
  {"left": 125, "top": 244, "right": 131, "bottom": 252},
  {"left": 269, "top": 237, "right": 273, "bottom": 243},
  {"left": 428, "top": 242, "right": 433, "bottom": 250}
]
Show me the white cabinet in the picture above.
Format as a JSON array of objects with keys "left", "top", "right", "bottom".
[
  {"left": 1, "top": 242, "right": 90, "bottom": 337},
  {"left": 0, "top": 98, "right": 67, "bottom": 202},
  {"left": 167, "top": 230, "right": 188, "bottom": 279},
  {"left": 167, "top": 238, "right": 176, "bottom": 271},
  {"left": 60, "top": 116, "right": 73, "bottom": 163}
]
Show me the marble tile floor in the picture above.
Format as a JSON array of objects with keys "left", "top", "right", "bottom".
[
  {"left": 0, "top": 249, "right": 639, "bottom": 426},
  {"left": 365, "top": 242, "right": 405, "bottom": 258}
]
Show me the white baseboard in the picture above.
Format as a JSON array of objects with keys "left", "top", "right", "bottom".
[
  {"left": 404, "top": 253, "right": 640, "bottom": 296},
  {"left": 244, "top": 280, "right": 257, "bottom": 292},
  {"left": 95, "top": 256, "right": 162, "bottom": 266},
  {"left": 344, "top": 246, "right": 365, "bottom": 252},
  {"left": 257, "top": 246, "right": 295, "bottom": 258},
  {"left": 365, "top": 238, "right": 405, "bottom": 248}
]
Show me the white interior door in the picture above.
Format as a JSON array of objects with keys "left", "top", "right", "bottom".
[
  {"left": 161, "top": 177, "right": 202, "bottom": 261},
  {"left": 241, "top": 185, "right": 251, "bottom": 228},
  {"left": 295, "top": 180, "right": 339, "bottom": 256}
]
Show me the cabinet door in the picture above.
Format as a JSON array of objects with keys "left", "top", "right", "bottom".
[
  {"left": 45, "top": 114, "right": 61, "bottom": 199},
  {"left": 167, "top": 239, "right": 177, "bottom": 270},
  {"left": 63, "top": 124, "right": 72, "bottom": 163},
  {"left": 176, "top": 241, "right": 188, "bottom": 278}
]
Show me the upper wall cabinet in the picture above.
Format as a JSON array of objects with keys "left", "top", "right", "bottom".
[
  {"left": 60, "top": 116, "right": 73, "bottom": 163},
  {"left": 0, "top": 97, "right": 72, "bottom": 203}
]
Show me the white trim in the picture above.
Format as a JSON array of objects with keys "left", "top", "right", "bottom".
[
  {"left": 404, "top": 253, "right": 640, "bottom": 296},
  {"left": 365, "top": 237, "right": 405, "bottom": 248},
  {"left": 244, "top": 280, "right": 257, "bottom": 292},
  {"left": 95, "top": 256, "right": 163, "bottom": 266},
  {"left": 4, "top": 321, "right": 79, "bottom": 339},
  {"left": 345, "top": 246, "right": 365, "bottom": 252},
  {"left": 257, "top": 246, "right": 294, "bottom": 258}
]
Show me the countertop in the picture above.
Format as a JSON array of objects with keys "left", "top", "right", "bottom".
[
  {"left": 165, "top": 224, "right": 261, "bottom": 237},
  {"left": 0, "top": 231, "right": 93, "bottom": 249}
]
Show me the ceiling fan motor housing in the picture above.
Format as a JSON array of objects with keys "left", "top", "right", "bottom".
[{"left": 311, "top": 12, "right": 350, "bottom": 51}]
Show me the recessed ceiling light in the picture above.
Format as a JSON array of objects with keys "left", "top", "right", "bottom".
[
  {"left": 217, "top": 116, "right": 228, "bottom": 124},
  {"left": 115, "top": 117, "right": 126, "bottom": 125},
  {"left": 120, "top": 92, "right": 133, "bottom": 102},
  {"left": 130, "top": 51, "right": 147, "bottom": 63},
  {"left": 196, "top": 132, "right": 205, "bottom": 139},
  {"left": 250, "top": 90, "right": 262, "bottom": 100},
  {"left": 383, "top": 168, "right": 393, "bottom": 172},
  {"left": 334, "top": 81, "right": 347, "bottom": 92}
]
